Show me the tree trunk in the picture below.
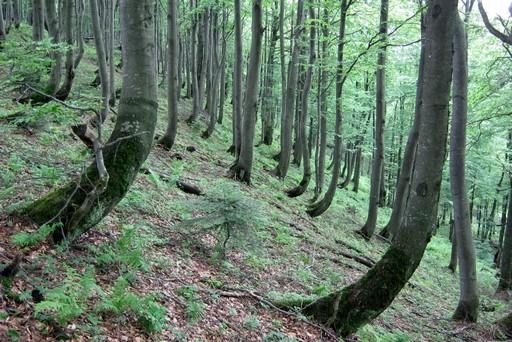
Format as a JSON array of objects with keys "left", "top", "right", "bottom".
[
  {"left": 55, "top": 0, "right": 76, "bottom": 101},
  {"left": 313, "top": 6, "right": 328, "bottom": 201},
  {"left": 450, "top": 12, "right": 479, "bottom": 322},
  {"left": 307, "top": 0, "right": 349, "bottom": 217},
  {"left": 380, "top": 7, "right": 425, "bottom": 239},
  {"left": 230, "top": 0, "right": 263, "bottom": 185},
  {"left": 448, "top": 219, "right": 457, "bottom": 272},
  {"left": 108, "top": 0, "right": 116, "bottom": 106},
  {"left": 231, "top": 0, "right": 243, "bottom": 158},
  {"left": 20, "top": 0, "right": 158, "bottom": 244},
  {"left": 498, "top": 179, "right": 512, "bottom": 294},
  {"left": 32, "top": 0, "right": 44, "bottom": 41},
  {"left": 158, "top": 0, "right": 179, "bottom": 150},
  {"left": 45, "top": 0, "right": 62, "bottom": 95},
  {"left": 13, "top": 0, "right": 20, "bottom": 29},
  {"left": 274, "top": 0, "right": 304, "bottom": 179},
  {"left": 287, "top": 4, "right": 315, "bottom": 197},
  {"left": 261, "top": 0, "right": 279, "bottom": 145},
  {"left": 74, "top": 0, "right": 86, "bottom": 69},
  {"left": 90, "top": 0, "right": 110, "bottom": 121},
  {"left": 293, "top": 0, "right": 457, "bottom": 335},
  {"left": 360, "top": 0, "right": 388, "bottom": 239},
  {"left": 0, "top": 0, "right": 7, "bottom": 44}
]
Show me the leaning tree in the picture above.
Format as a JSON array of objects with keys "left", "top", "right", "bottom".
[{"left": 20, "top": 0, "right": 159, "bottom": 243}]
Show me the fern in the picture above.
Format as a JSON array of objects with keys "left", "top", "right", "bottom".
[{"left": 11, "top": 223, "right": 61, "bottom": 247}]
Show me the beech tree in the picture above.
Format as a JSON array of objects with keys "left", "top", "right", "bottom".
[
  {"left": 286, "top": 0, "right": 458, "bottom": 335},
  {"left": 20, "top": 0, "right": 159, "bottom": 243}
]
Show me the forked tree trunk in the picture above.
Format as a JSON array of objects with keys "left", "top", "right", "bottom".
[
  {"left": 451, "top": 11, "right": 479, "bottom": 322},
  {"left": 230, "top": 0, "right": 263, "bottom": 184},
  {"left": 274, "top": 0, "right": 304, "bottom": 179},
  {"left": 159, "top": 0, "right": 179, "bottom": 150},
  {"left": 90, "top": 0, "right": 110, "bottom": 121},
  {"left": 360, "top": 0, "right": 388, "bottom": 239},
  {"left": 20, "top": 0, "right": 158, "bottom": 243},
  {"left": 287, "top": 5, "right": 315, "bottom": 197},
  {"left": 290, "top": 0, "right": 457, "bottom": 335},
  {"left": 55, "top": 0, "right": 76, "bottom": 101}
]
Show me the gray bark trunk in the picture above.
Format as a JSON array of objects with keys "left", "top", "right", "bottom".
[
  {"left": 159, "top": 0, "right": 179, "bottom": 150},
  {"left": 360, "top": 0, "right": 388, "bottom": 239},
  {"left": 55, "top": 0, "right": 75, "bottom": 101},
  {"left": 230, "top": 0, "right": 263, "bottom": 184},
  {"left": 32, "top": 0, "right": 44, "bottom": 41}
]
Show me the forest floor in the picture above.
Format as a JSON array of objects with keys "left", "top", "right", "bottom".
[{"left": 0, "top": 30, "right": 510, "bottom": 342}]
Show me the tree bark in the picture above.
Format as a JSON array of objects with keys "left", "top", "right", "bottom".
[
  {"left": 32, "top": 0, "right": 44, "bottom": 41},
  {"left": 158, "top": 0, "right": 179, "bottom": 150},
  {"left": 293, "top": 0, "right": 457, "bottom": 335},
  {"left": 90, "top": 0, "right": 110, "bottom": 121},
  {"left": 498, "top": 178, "right": 512, "bottom": 294},
  {"left": 74, "top": 0, "right": 86, "bottom": 69},
  {"left": 287, "top": 4, "right": 315, "bottom": 197},
  {"left": 55, "top": 0, "right": 76, "bottom": 101},
  {"left": 231, "top": 0, "right": 243, "bottom": 158},
  {"left": 307, "top": 0, "right": 349, "bottom": 217},
  {"left": 20, "top": 0, "right": 158, "bottom": 243},
  {"left": 360, "top": 0, "right": 388, "bottom": 239},
  {"left": 274, "top": 0, "right": 304, "bottom": 179},
  {"left": 230, "top": 0, "right": 263, "bottom": 185},
  {"left": 451, "top": 11, "right": 478, "bottom": 322}
]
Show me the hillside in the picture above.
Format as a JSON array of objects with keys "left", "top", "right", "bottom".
[{"left": 0, "top": 26, "right": 509, "bottom": 341}]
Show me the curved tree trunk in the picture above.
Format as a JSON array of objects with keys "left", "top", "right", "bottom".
[
  {"left": 287, "top": 5, "right": 315, "bottom": 197},
  {"left": 230, "top": 0, "right": 263, "bottom": 184},
  {"left": 294, "top": 0, "right": 457, "bottom": 335},
  {"left": 274, "top": 0, "right": 304, "bottom": 179},
  {"left": 451, "top": 11, "right": 479, "bottom": 322},
  {"left": 307, "top": 0, "right": 349, "bottom": 217},
  {"left": 360, "top": 0, "right": 388, "bottom": 239},
  {"left": 158, "top": 0, "right": 179, "bottom": 150},
  {"left": 20, "top": 0, "right": 158, "bottom": 244},
  {"left": 90, "top": 0, "right": 110, "bottom": 121}
]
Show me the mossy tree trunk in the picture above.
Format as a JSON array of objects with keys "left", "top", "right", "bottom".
[
  {"left": 296, "top": 0, "right": 457, "bottom": 335},
  {"left": 21, "top": 0, "right": 158, "bottom": 244}
]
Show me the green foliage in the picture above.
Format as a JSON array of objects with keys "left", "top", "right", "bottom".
[
  {"left": 97, "top": 276, "right": 166, "bottom": 333},
  {"left": 174, "top": 181, "right": 267, "bottom": 257},
  {"left": 94, "top": 225, "right": 149, "bottom": 272},
  {"left": 7, "top": 102, "right": 79, "bottom": 127},
  {"left": 35, "top": 267, "right": 100, "bottom": 326},
  {"left": 263, "top": 331, "right": 297, "bottom": 342},
  {"left": 177, "top": 286, "right": 206, "bottom": 323},
  {"left": 243, "top": 315, "right": 260, "bottom": 330},
  {"left": 359, "top": 325, "right": 411, "bottom": 342},
  {"left": 11, "top": 223, "right": 61, "bottom": 247}
]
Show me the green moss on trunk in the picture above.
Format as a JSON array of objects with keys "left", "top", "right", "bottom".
[{"left": 302, "top": 246, "right": 416, "bottom": 337}]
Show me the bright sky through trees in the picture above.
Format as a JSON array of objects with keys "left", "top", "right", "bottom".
[{"left": 483, "top": 0, "right": 511, "bottom": 17}]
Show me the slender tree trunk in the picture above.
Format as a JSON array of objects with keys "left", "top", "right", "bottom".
[
  {"left": 261, "top": 0, "right": 279, "bottom": 145},
  {"left": 231, "top": 0, "right": 243, "bottom": 158},
  {"left": 108, "top": 0, "right": 116, "bottom": 106},
  {"left": 448, "top": 219, "right": 457, "bottom": 272},
  {"left": 292, "top": 0, "right": 457, "bottom": 335},
  {"left": 451, "top": 12, "right": 478, "bottom": 322},
  {"left": 90, "top": 0, "right": 110, "bottom": 121},
  {"left": 217, "top": 10, "right": 227, "bottom": 125},
  {"left": 0, "top": 3, "right": 5, "bottom": 44},
  {"left": 230, "top": 0, "right": 263, "bottom": 184},
  {"left": 380, "top": 7, "right": 425, "bottom": 239},
  {"left": 55, "top": 0, "right": 76, "bottom": 101},
  {"left": 274, "top": 0, "right": 304, "bottom": 179},
  {"left": 360, "top": 0, "right": 388, "bottom": 239},
  {"left": 13, "top": 0, "right": 20, "bottom": 29},
  {"left": 287, "top": 4, "right": 315, "bottom": 197},
  {"left": 44, "top": 0, "right": 62, "bottom": 95},
  {"left": 498, "top": 177, "right": 512, "bottom": 294},
  {"left": 21, "top": 0, "right": 158, "bottom": 244},
  {"left": 313, "top": 6, "right": 328, "bottom": 200},
  {"left": 32, "top": 0, "right": 44, "bottom": 41},
  {"left": 307, "top": 0, "right": 349, "bottom": 217},
  {"left": 74, "top": 0, "right": 86, "bottom": 69},
  {"left": 158, "top": 0, "right": 179, "bottom": 150}
]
